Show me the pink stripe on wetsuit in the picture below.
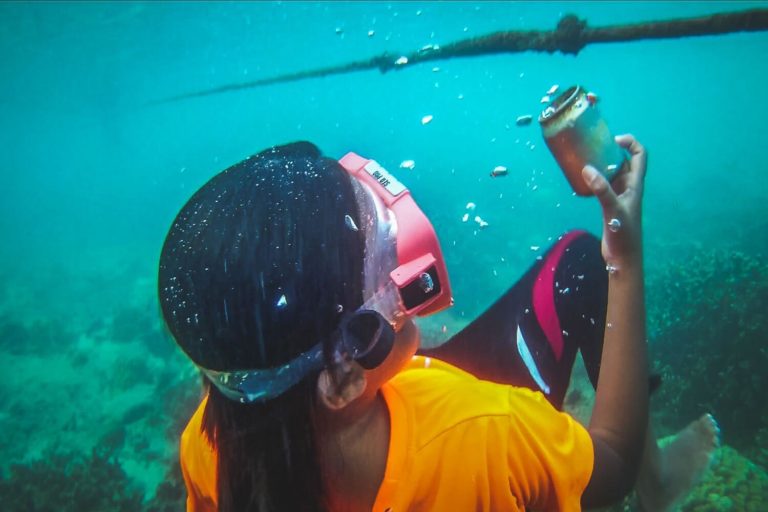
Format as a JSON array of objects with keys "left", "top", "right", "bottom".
[{"left": 532, "top": 230, "right": 587, "bottom": 361}]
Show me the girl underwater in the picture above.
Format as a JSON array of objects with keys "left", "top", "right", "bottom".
[{"left": 158, "top": 136, "right": 718, "bottom": 511}]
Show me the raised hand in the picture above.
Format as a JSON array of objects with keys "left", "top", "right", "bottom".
[{"left": 581, "top": 134, "right": 648, "bottom": 269}]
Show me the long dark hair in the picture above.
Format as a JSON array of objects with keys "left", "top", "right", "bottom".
[{"left": 158, "top": 142, "right": 365, "bottom": 511}]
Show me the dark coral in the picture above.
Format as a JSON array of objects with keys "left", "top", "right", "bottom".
[
  {"left": 0, "top": 444, "right": 188, "bottom": 512},
  {"left": 0, "top": 450, "right": 144, "bottom": 512},
  {"left": 0, "top": 314, "right": 72, "bottom": 356},
  {"left": 111, "top": 303, "right": 177, "bottom": 360},
  {"left": 145, "top": 462, "right": 186, "bottom": 512}
]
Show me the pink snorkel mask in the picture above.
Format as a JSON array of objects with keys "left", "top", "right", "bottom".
[
  {"left": 202, "top": 153, "right": 452, "bottom": 403},
  {"left": 339, "top": 152, "right": 453, "bottom": 330}
]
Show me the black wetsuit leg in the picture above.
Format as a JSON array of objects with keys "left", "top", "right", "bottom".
[{"left": 420, "top": 230, "right": 608, "bottom": 410}]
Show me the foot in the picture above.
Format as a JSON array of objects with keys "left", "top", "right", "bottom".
[{"left": 636, "top": 413, "right": 721, "bottom": 512}]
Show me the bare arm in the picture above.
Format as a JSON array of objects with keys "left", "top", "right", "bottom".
[{"left": 581, "top": 135, "right": 649, "bottom": 507}]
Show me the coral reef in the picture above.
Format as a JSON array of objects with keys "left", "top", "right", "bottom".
[
  {"left": 0, "top": 251, "right": 199, "bottom": 508},
  {"left": 0, "top": 447, "right": 188, "bottom": 512},
  {"left": 0, "top": 314, "right": 73, "bottom": 356},
  {"left": 0, "top": 450, "right": 144, "bottom": 512},
  {"left": 679, "top": 446, "right": 768, "bottom": 511},
  {"left": 596, "top": 446, "right": 768, "bottom": 512},
  {"left": 145, "top": 462, "right": 187, "bottom": 512},
  {"left": 646, "top": 247, "right": 768, "bottom": 467}
]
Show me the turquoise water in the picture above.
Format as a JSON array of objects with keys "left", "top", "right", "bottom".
[{"left": 1, "top": 2, "right": 767, "bottom": 510}]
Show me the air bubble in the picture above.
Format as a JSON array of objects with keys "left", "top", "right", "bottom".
[
  {"left": 344, "top": 214, "right": 359, "bottom": 231},
  {"left": 608, "top": 218, "right": 621, "bottom": 232}
]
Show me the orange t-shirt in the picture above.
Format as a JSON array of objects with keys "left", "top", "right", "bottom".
[{"left": 180, "top": 356, "right": 594, "bottom": 511}]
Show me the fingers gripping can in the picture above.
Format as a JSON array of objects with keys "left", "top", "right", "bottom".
[{"left": 539, "top": 85, "right": 627, "bottom": 196}]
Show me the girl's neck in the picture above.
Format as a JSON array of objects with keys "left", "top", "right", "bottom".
[{"left": 315, "top": 391, "right": 391, "bottom": 512}]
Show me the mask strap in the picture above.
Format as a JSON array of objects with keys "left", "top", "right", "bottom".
[{"left": 200, "top": 301, "right": 397, "bottom": 403}]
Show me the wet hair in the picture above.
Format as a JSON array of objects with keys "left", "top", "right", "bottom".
[{"left": 158, "top": 141, "right": 365, "bottom": 511}]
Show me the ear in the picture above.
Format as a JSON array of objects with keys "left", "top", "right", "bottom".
[{"left": 316, "top": 360, "right": 367, "bottom": 411}]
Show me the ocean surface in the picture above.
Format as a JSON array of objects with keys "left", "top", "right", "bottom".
[{"left": 1, "top": 2, "right": 766, "bottom": 510}]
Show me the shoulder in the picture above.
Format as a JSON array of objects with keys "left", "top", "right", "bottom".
[
  {"left": 390, "top": 356, "right": 592, "bottom": 455},
  {"left": 389, "top": 356, "right": 543, "bottom": 444},
  {"left": 393, "top": 356, "right": 512, "bottom": 407},
  {"left": 383, "top": 357, "right": 593, "bottom": 510}
]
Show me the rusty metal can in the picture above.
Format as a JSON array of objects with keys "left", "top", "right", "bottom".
[{"left": 539, "top": 85, "right": 627, "bottom": 196}]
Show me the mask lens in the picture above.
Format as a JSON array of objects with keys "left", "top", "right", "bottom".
[
  {"left": 342, "top": 310, "right": 394, "bottom": 369},
  {"left": 399, "top": 265, "right": 442, "bottom": 311}
]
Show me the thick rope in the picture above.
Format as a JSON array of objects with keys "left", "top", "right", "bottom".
[{"left": 148, "top": 8, "right": 768, "bottom": 105}]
